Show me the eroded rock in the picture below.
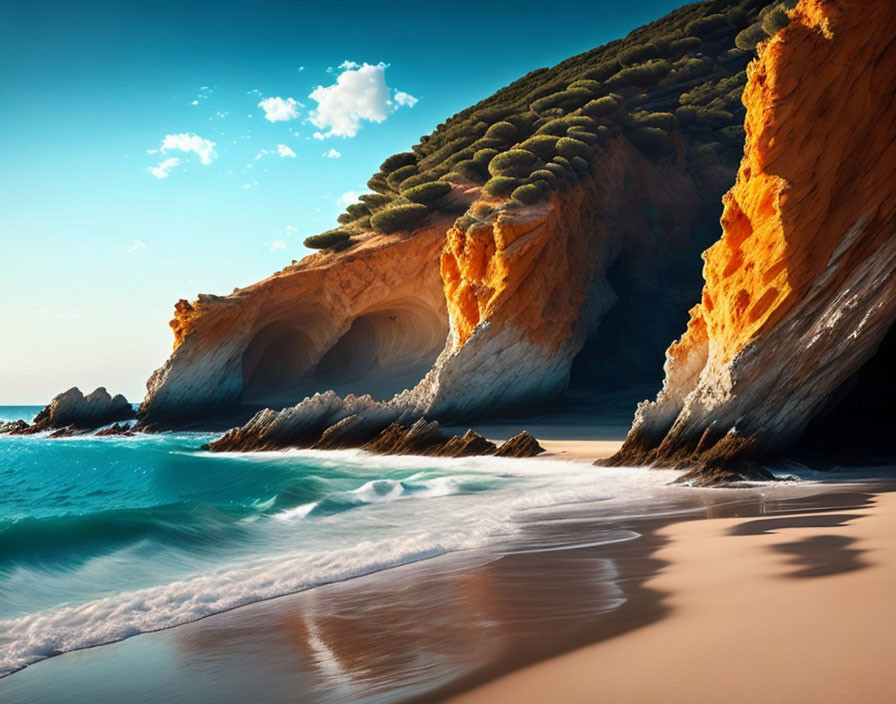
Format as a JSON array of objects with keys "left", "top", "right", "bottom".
[{"left": 494, "top": 431, "right": 545, "bottom": 458}]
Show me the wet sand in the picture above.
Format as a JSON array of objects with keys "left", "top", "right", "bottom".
[
  {"left": 453, "top": 485, "right": 896, "bottom": 704},
  {"left": 1, "top": 478, "right": 886, "bottom": 703}
]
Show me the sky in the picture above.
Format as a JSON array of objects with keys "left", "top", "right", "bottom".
[{"left": 0, "top": 0, "right": 685, "bottom": 404}]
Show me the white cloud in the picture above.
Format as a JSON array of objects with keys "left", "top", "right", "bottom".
[
  {"left": 128, "top": 239, "right": 146, "bottom": 253},
  {"left": 338, "top": 190, "right": 364, "bottom": 207},
  {"left": 394, "top": 91, "right": 418, "bottom": 107},
  {"left": 270, "top": 239, "right": 287, "bottom": 251},
  {"left": 191, "top": 100, "right": 199, "bottom": 106},
  {"left": 160, "top": 133, "right": 217, "bottom": 164},
  {"left": 309, "top": 62, "right": 397, "bottom": 138},
  {"left": 323, "top": 148, "right": 341, "bottom": 158},
  {"left": 277, "top": 144, "right": 297, "bottom": 158},
  {"left": 148, "top": 157, "right": 180, "bottom": 179},
  {"left": 308, "top": 62, "right": 418, "bottom": 138},
  {"left": 257, "top": 96, "right": 301, "bottom": 122}
]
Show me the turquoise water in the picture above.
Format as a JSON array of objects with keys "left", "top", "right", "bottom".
[{"left": 0, "top": 406, "right": 683, "bottom": 677}]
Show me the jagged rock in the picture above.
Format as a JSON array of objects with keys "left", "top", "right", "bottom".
[
  {"left": 31, "top": 387, "right": 135, "bottom": 431},
  {"left": 606, "top": 0, "right": 896, "bottom": 473},
  {"left": 0, "top": 419, "right": 28, "bottom": 435},
  {"left": 207, "top": 392, "right": 406, "bottom": 452},
  {"left": 363, "top": 419, "right": 448, "bottom": 456},
  {"left": 494, "top": 431, "right": 545, "bottom": 458},
  {"left": 434, "top": 429, "right": 497, "bottom": 458},
  {"left": 95, "top": 422, "right": 136, "bottom": 437}
]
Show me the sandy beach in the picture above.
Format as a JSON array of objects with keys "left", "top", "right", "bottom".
[
  {"left": 3, "top": 462, "right": 890, "bottom": 704},
  {"left": 452, "top": 486, "right": 896, "bottom": 703}
]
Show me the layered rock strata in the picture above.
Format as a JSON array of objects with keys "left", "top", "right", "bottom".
[{"left": 607, "top": 0, "right": 896, "bottom": 477}]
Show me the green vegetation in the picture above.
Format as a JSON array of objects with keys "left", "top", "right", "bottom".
[
  {"left": 370, "top": 203, "right": 430, "bottom": 234},
  {"left": 310, "top": 0, "right": 785, "bottom": 249},
  {"left": 402, "top": 181, "right": 452, "bottom": 205},
  {"left": 304, "top": 230, "right": 353, "bottom": 251}
]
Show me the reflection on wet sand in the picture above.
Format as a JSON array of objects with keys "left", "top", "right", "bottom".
[{"left": 0, "top": 486, "right": 883, "bottom": 704}]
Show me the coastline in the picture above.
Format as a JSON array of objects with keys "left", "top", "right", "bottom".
[
  {"left": 452, "top": 483, "right": 896, "bottom": 704},
  {"left": 2, "top": 468, "right": 887, "bottom": 703}
]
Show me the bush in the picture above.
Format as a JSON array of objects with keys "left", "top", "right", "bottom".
[
  {"left": 454, "top": 159, "right": 488, "bottom": 182},
  {"left": 606, "top": 60, "right": 670, "bottom": 89},
  {"left": 386, "top": 164, "right": 418, "bottom": 189},
  {"left": 762, "top": 7, "right": 790, "bottom": 36},
  {"left": 536, "top": 115, "right": 597, "bottom": 136},
  {"left": 544, "top": 162, "right": 570, "bottom": 181},
  {"left": 567, "top": 78, "right": 601, "bottom": 93},
  {"left": 370, "top": 203, "right": 430, "bottom": 234},
  {"left": 555, "top": 137, "right": 593, "bottom": 161},
  {"left": 359, "top": 193, "right": 392, "bottom": 210},
  {"left": 304, "top": 230, "right": 352, "bottom": 250},
  {"left": 367, "top": 172, "right": 390, "bottom": 194},
  {"left": 402, "top": 181, "right": 452, "bottom": 205},
  {"left": 484, "top": 121, "right": 518, "bottom": 141},
  {"left": 695, "top": 107, "right": 735, "bottom": 129},
  {"left": 511, "top": 183, "right": 546, "bottom": 205},
  {"left": 529, "top": 168, "right": 558, "bottom": 186},
  {"left": 631, "top": 111, "right": 679, "bottom": 131},
  {"left": 483, "top": 176, "right": 521, "bottom": 197},
  {"left": 734, "top": 23, "right": 769, "bottom": 50},
  {"left": 470, "top": 148, "right": 497, "bottom": 166},
  {"left": 488, "top": 149, "right": 537, "bottom": 178},
  {"left": 675, "top": 105, "right": 699, "bottom": 127},
  {"left": 685, "top": 14, "right": 729, "bottom": 38},
  {"left": 380, "top": 152, "right": 417, "bottom": 173},
  {"left": 582, "top": 95, "right": 621, "bottom": 118},
  {"left": 566, "top": 127, "right": 600, "bottom": 144},
  {"left": 570, "top": 156, "right": 590, "bottom": 174},
  {"left": 618, "top": 42, "right": 662, "bottom": 66},
  {"left": 398, "top": 172, "right": 438, "bottom": 191},
  {"left": 531, "top": 88, "right": 593, "bottom": 113},
  {"left": 671, "top": 36, "right": 701, "bottom": 54},
  {"left": 518, "top": 134, "right": 559, "bottom": 159}
]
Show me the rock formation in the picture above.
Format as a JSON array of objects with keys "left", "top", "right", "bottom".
[
  {"left": 607, "top": 0, "right": 896, "bottom": 478},
  {"left": 4, "top": 388, "right": 136, "bottom": 435},
  {"left": 138, "top": 1, "right": 775, "bottom": 437}
]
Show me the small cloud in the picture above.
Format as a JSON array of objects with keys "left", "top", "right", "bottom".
[
  {"left": 128, "top": 239, "right": 147, "bottom": 253},
  {"left": 258, "top": 96, "right": 301, "bottom": 122},
  {"left": 308, "top": 61, "right": 414, "bottom": 138},
  {"left": 323, "top": 148, "right": 341, "bottom": 159},
  {"left": 160, "top": 133, "right": 217, "bottom": 164},
  {"left": 148, "top": 157, "right": 180, "bottom": 179},
  {"left": 242, "top": 181, "right": 259, "bottom": 189},
  {"left": 270, "top": 239, "right": 287, "bottom": 251},
  {"left": 298, "top": 66, "right": 305, "bottom": 72},
  {"left": 277, "top": 144, "right": 297, "bottom": 158},
  {"left": 394, "top": 91, "right": 418, "bottom": 107},
  {"left": 338, "top": 190, "right": 364, "bottom": 207},
  {"left": 191, "top": 99, "right": 199, "bottom": 106}
]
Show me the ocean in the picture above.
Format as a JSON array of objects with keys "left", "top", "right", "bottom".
[{"left": 0, "top": 405, "right": 697, "bottom": 681}]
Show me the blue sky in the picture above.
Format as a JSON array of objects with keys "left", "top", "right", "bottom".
[{"left": 0, "top": 0, "right": 685, "bottom": 403}]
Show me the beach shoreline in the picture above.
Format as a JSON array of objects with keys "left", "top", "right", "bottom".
[
  {"left": 451, "top": 483, "right": 896, "bottom": 704},
  {"left": 2, "top": 468, "right": 889, "bottom": 703}
]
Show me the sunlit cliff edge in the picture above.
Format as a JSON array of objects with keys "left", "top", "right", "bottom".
[{"left": 606, "top": 0, "right": 896, "bottom": 481}]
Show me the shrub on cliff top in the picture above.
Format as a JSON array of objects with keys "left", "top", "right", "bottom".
[
  {"left": 370, "top": 203, "right": 430, "bottom": 234},
  {"left": 304, "top": 230, "right": 352, "bottom": 250},
  {"left": 402, "top": 181, "right": 452, "bottom": 205},
  {"left": 386, "top": 164, "right": 419, "bottom": 189},
  {"left": 511, "top": 183, "right": 547, "bottom": 205},
  {"left": 482, "top": 176, "right": 520, "bottom": 197},
  {"left": 380, "top": 152, "right": 417, "bottom": 173},
  {"left": 488, "top": 149, "right": 537, "bottom": 178},
  {"left": 518, "top": 135, "right": 560, "bottom": 160},
  {"left": 555, "top": 137, "right": 594, "bottom": 162},
  {"left": 484, "top": 121, "right": 518, "bottom": 142}
]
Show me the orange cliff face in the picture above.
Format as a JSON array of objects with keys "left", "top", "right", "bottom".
[{"left": 609, "top": 0, "right": 896, "bottom": 476}]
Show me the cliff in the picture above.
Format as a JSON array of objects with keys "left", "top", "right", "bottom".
[
  {"left": 140, "top": 0, "right": 778, "bottom": 439},
  {"left": 607, "top": 0, "right": 896, "bottom": 479}
]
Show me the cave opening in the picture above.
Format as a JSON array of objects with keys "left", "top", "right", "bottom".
[
  {"left": 240, "top": 300, "right": 446, "bottom": 409},
  {"left": 795, "top": 320, "right": 896, "bottom": 463}
]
